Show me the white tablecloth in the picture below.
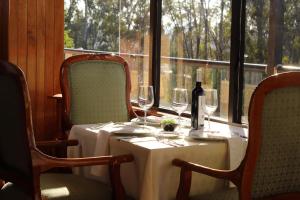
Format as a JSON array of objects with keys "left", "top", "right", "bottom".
[{"left": 68, "top": 121, "right": 248, "bottom": 200}]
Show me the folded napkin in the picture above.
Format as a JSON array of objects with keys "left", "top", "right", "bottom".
[
  {"left": 188, "top": 129, "right": 228, "bottom": 140},
  {"left": 102, "top": 123, "right": 158, "bottom": 135},
  {"left": 68, "top": 123, "right": 115, "bottom": 182},
  {"left": 144, "top": 116, "right": 162, "bottom": 123}
]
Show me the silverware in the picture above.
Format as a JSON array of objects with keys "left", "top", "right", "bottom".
[
  {"left": 162, "top": 140, "right": 185, "bottom": 147},
  {"left": 90, "top": 121, "right": 114, "bottom": 130},
  {"left": 232, "top": 131, "right": 247, "bottom": 139}
]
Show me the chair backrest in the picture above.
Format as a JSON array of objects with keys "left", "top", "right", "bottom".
[
  {"left": 60, "top": 54, "right": 132, "bottom": 126},
  {"left": 241, "top": 72, "right": 300, "bottom": 199},
  {"left": 0, "top": 61, "right": 34, "bottom": 187}
]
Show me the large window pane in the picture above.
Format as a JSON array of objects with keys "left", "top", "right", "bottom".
[
  {"left": 160, "top": 0, "right": 231, "bottom": 119},
  {"left": 64, "top": 0, "right": 150, "bottom": 100},
  {"left": 243, "top": 0, "right": 300, "bottom": 122}
]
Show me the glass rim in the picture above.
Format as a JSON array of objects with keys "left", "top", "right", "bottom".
[
  {"left": 204, "top": 88, "right": 217, "bottom": 92},
  {"left": 173, "top": 87, "right": 187, "bottom": 91},
  {"left": 139, "top": 85, "right": 153, "bottom": 88}
]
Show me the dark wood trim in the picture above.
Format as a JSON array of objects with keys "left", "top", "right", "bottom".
[
  {"left": 0, "top": 0, "right": 9, "bottom": 60},
  {"left": 175, "top": 166, "right": 192, "bottom": 200},
  {"left": 267, "top": 0, "right": 284, "bottom": 75},
  {"left": 228, "top": 0, "right": 245, "bottom": 123},
  {"left": 149, "top": 0, "right": 162, "bottom": 107}
]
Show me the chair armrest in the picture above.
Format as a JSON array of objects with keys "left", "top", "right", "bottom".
[
  {"left": 172, "top": 159, "right": 240, "bottom": 200},
  {"left": 31, "top": 149, "right": 134, "bottom": 200},
  {"left": 173, "top": 159, "right": 237, "bottom": 181},
  {"left": 32, "top": 149, "right": 133, "bottom": 171},
  {"left": 0, "top": 179, "right": 4, "bottom": 188},
  {"left": 36, "top": 139, "right": 78, "bottom": 148}
]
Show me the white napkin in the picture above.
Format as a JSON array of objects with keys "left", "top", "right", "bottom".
[
  {"left": 90, "top": 123, "right": 157, "bottom": 177},
  {"left": 227, "top": 136, "right": 247, "bottom": 169},
  {"left": 144, "top": 116, "right": 162, "bottom": 123},
  {"left": 67, "top": 123, "right": 114, "bottom": 182},
  {"left": 104, "top": 123, "right": 157, "bottom": 135},
  {"left": 227, "top": 136, "right": 248, "bottom": 187}
]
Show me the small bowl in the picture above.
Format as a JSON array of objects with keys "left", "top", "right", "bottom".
[{"left": 161, "top": 119, "right": 178, "bottom": 132}]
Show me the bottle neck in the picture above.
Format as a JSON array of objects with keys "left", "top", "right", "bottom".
[{"left": 196, "top": 81, "right": 202, "bottom": 87}]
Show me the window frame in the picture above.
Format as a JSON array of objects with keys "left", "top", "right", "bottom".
[{"left": 149, "top": 0, "right": 247, "bottom": 124}]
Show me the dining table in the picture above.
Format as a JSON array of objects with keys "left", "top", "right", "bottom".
[{"left": 67, "top": 118, "right": 248, "bottom": 200}]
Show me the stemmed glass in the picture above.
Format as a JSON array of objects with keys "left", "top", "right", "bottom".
[
  {"left": 138, "top": 85, "right": 154, "bottom": 126},
  {"left": 204, "top": 89, "right": 218, "bottom": 131},
  {"left": 171, "top": 88, "right": 188, "bottom": 130}
]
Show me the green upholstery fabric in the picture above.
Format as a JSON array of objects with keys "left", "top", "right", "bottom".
[
  {"left": 0, "top": 182, "right": 32, "bottom": 200},
  {"left": 190, "top": 187, "right": 238, "bottom": 200},
  {"left": 251, "top": 87, "right": 300, "bottom": 198},
  {"left": 40, "top": 173, "right": 112, "bottom": 200},
  {"left": 68, "top": 60, "right": 129, "bottom": 124},
  {"left": 0, "top": 74, "right": 32, "bottom": 178}
]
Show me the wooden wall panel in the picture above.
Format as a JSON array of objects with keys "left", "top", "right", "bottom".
[
  {"left": 0, "top": 0, "right": 8, "bottom": 60},
  {"left": 36, "top": 0, "right": 46, "bottom": 136},
  {"left": 44, "top": 0, "right": 56, "bottom": 139},
  {"left": 8, "top": 0, "right": 18, "bottom": 63},
  {"left": 17, "top": 0, "right": 28, "bottom": 74},
  {"left": 27, "top": 0, "right": 38, "bottom": 133},
  {"left": 3, "top": 0, "right": 64, "bottom": 140},
  {"left": 54, "top": 0, "right": 64, "bottom": 93}
]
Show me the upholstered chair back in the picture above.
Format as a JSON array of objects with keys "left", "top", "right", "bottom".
[
  {"left": 248, "top": 73, "right": 300, "bottom": 198},
  {"left": 0, "top": 61, "right": 33, "bottom": 180},
  {"left": 61, "top": 54, "right": 132, "bottom": 125}
]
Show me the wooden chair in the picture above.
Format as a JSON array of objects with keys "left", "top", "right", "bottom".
[
  {"left": 173, "top": 72, "right": 300, "bottom": 200},
  {"left": 0, "top": 61, "right": 134, "bottom": 200},
  {"left": 60, "top": 54, "right": 138, "bottom": 132}
]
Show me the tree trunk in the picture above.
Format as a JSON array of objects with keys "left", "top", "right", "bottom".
[
  {"left": 202, "top": 1, "right": 209, "bottom": 60},
  {"left": 255, "top": 0, "right": 265, "bottom": 63},
  {"left": 218, "top": 0, "right": 225, "bottom": 60},
  {"left": 82, "top": 0, "right": 89, "bottom": 49},
  {"left": 267, "top": 0, "right": 284, "bottom": 75}
]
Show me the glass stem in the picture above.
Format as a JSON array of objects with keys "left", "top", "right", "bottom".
[
  {"left": 208, "top": 114, "right": 211, "bottom": 130},
  {"left": 178, "top": 113, "right": 181, "bottom": 129},
  {"left": 144, "top": 109, "right": 147, "bottom": 126}
]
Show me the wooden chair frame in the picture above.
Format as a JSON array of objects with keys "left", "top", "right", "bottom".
[
  {"left": 60, "top": 54, "right": 136, "bottom": 131},
  {"left": 0, "top": 61, "right": 134, "bottom": 200},
  {"left": 173, "top": 72, "right": 300, "bottom": 200}
]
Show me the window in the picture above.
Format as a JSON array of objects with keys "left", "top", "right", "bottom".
[
  {"left": 64, "top": 0, "right": 300, "bottom": 124},
  {"left": 160, "top": 0, "right": 231, "bottom": 119},
  {"left": 64, "top": 0, "right": 150, "bottom": 100},
  {"left": 242, "top": 0, "right": 300, "bottom": 122}
]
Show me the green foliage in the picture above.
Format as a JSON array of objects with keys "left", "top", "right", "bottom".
[
  {"left": 161, "top": 119, "right": 177, "bottom": 125},
  {"left": 64, "top": 0, "right": 300, "bottom": 66},
  {"left": 64, "top": 30, "right": 74, "bottom": 48},
  {"left": 161, "top": 119, "right": 178, "bottom": 131}
]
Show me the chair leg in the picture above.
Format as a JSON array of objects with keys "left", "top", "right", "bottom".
[
  {"left": 0, "top": 179, "right": 5, "bottom": 188},
  {"left": 109, "top": 162, "right": 126, "bottom": 200},
  {"left": 176, "top": 168, "right": 192, "bottom": 200}
]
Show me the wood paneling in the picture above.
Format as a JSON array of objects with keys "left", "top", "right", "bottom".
[
  {"left": 1, "top": 0, "right": 64, "bottom": 140},
  {"left": 0, "top": 0, "right": 9, "bottom": 60}
]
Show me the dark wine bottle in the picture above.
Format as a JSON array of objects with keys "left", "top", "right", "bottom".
[{"left": 191, "top": 68, "right": 205, "bottom": 129}]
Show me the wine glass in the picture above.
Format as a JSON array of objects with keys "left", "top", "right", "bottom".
[
  {"left": 171, "top": 88, "right": 188, "bottom": 130},
  {"left": 204, "top": 89, "right": 218, "bottom": 131},
  {"left": 138, "top": 85, "right": 154, "bottom": 126}
]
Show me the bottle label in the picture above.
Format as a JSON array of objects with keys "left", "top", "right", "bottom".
[{"left": 198, "top": 96, "right": 205, "bottom": 126}]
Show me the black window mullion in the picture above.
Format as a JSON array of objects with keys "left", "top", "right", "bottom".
[
  {"left": 149, "top": 0, "right": 162, "bottom": 108},
  {"left": 228, "top": 0, "right": 246, "bottom": 123}
]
